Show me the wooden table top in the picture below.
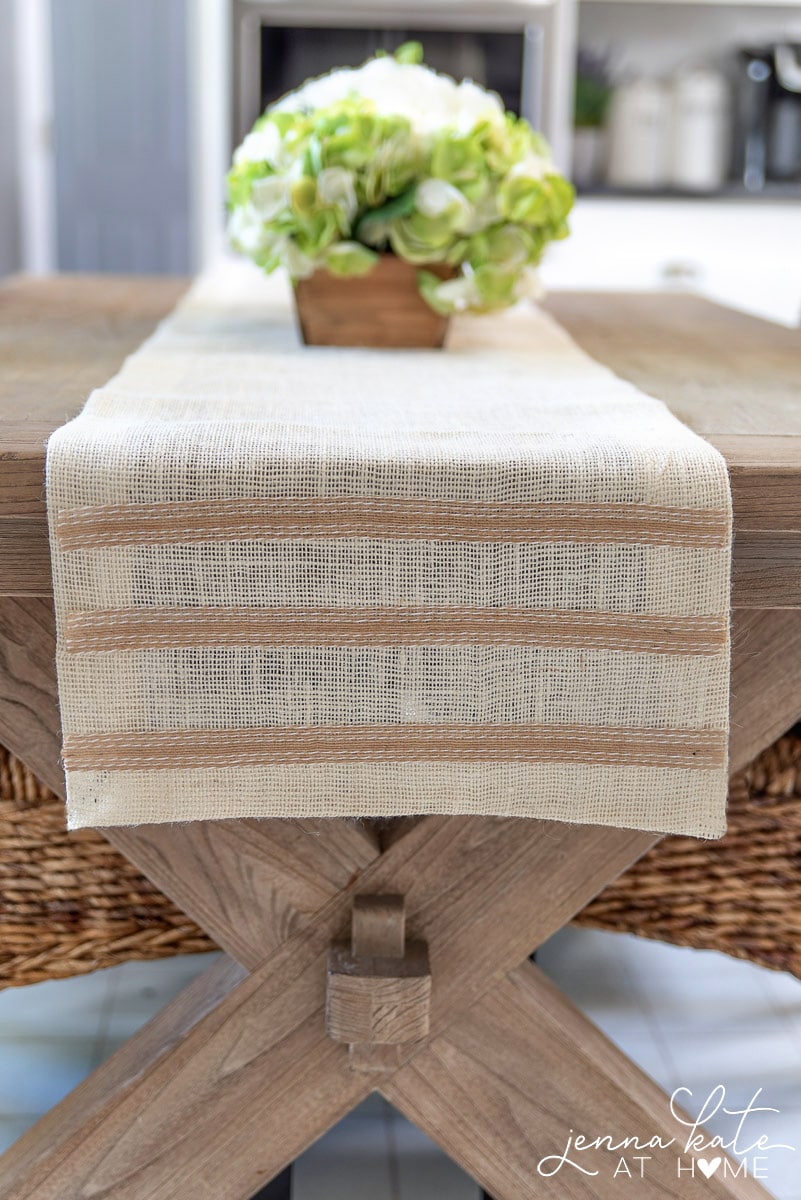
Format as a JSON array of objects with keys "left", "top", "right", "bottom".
[{"left": 0, "top": 273, "right": 799, "bottom": 606}]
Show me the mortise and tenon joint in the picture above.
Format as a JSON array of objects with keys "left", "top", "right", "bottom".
[{"left": 326, "top": 894, "right": 431, "bottom": 1071}]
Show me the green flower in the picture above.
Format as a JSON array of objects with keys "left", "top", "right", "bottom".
[
  {"left": 430, "top": 128, "right": 487, "bottom": 187},
  {"left": 227, "top": 160, "right": 271, "bottom": 209},
  {"left": 415, "top": 178, "right": 471, "bottom": 227},
  {"left": 290, "top": 177, "right": 318, "bottom": 219},
  {"left": 394, "top": 41, "right": 424, "bottom": 66},
  {"left": 499, "top": 171, "right": 575, "bottom": 230},
  {"left": 294, "top": 208, "right": 340, "bottom": 259},
  {"left": 317, "top": 166, "right": 358, "bottom": 230},
  {"left": 388, "top": 212, "right": 458, "bottom": 263},
  {"left": 226, "top": 45, "right": 573, "bottom": 313},
  {"left": 355, "top": 185, "right": 417, "bottom": 247},
  {"left": 471, "top": 264, "right": 521, "bottom": 309},
  {"left": 325, "top": 242, "right": 379, "bottom": 276}
]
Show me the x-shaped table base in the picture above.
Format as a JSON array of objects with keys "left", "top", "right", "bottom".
[{"left": 0, "top": 598, "right": 798, "bottom": 1200}]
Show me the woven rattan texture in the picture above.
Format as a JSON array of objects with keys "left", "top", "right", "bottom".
[
  {"left": 2, "top": 733, "right": 799, "bottom": 990},
  {"left": 0, "top": 750, "right": 213, "bottom": 989},
  {"left": 577, "top": 729, "right": 801, "bottom": 977}
]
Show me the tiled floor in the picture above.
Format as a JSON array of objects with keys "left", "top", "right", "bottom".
[{"left": 1, "top": 927, "right": 799, "bottom": 1199}]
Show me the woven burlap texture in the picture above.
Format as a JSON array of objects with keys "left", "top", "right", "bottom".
[{"left": 47, "top": 260, "right": 731, "bottom": 834}]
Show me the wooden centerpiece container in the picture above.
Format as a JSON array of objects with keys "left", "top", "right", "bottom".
[{"left": 294, "top": 256, "right": 454, "bottom": 349}]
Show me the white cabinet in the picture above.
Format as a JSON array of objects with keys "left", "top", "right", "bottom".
[{"left": 541, "top": 197, "right": 801, "bottom": 325}]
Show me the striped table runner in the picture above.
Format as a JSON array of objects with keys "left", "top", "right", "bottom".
[{"left": 47, "top": 261, "right": 731, "bottom": 835}]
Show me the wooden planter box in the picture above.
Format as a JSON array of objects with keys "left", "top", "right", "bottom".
[{"left": 294, "top": 254, "right": 453, "bottom": 349}]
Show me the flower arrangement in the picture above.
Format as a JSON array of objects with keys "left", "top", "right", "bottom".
[{"left": 227, "top": 43, "right": 574, "bottom": 316}]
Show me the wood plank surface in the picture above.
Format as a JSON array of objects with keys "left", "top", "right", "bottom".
[
  {"left": 0, "top": 274, "right": 189, "bottom": 482},
  {"left": 0, "top": 275, "right": 188, "bottom": 594},
  {"left": 0, "top": 597, "right": 63, "bottom": 793},
  {"left": 543, "top": 291, "right": 801, "bottom": 439},
  {"left": 729, "top": 608, "right": 801, "bottom": 773},
  {"left": 383, "top": 960, "right": 772, "bottom": 1200},
  {"left": 0, "top": 276, "right": 799, "bottom": 605}
]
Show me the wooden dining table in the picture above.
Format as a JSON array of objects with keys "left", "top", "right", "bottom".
[{"left": 0, "top": 274, "right": 799, "bottom": 1200}]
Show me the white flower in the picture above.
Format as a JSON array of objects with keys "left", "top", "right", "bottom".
[
  {"left": 491, "top": 225, "right": 531, "bottom": 272},
  {"left": 415, "top": 178, "right": 471, "bottom": 222},
  {"left": 316, "top": 166, "right": 357, "bottom": 222},
  {"left": 228, "top": 205, "right": 316, "bottom": 279},
  {"left": 508, "top": 152, "right": 553, "bottom": 183},
  {"left": 250, "top": 175, "right": 291, "bottom": 220},
  {"left": 281, "top": 239, "right": 315, "bottom": 279},
  {"left": 227, "top": 203, "right": 274, "bottom": 257},
  {"left": 275, "top": 56, "right": 505, "bottom": 138},
  {"left": 453, "top": 79, "right": 503, "bottom": 134},
  {"left": 460, "top": 191, "right": 500, "bottom": 234},
  {"left": 234, "top": 123, "right": 283, "bottom": 166},
  {"left": 427, "top": 274, "right": 481, "bottom": 313}
]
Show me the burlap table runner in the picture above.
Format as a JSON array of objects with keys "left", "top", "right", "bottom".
[{"left": 47, "top": 261, "right": 731, "bottom": 834}]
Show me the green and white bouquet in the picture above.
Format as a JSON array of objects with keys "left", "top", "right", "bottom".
[{"left": 227, "top": 43, "right": 574, "bottom": 315}]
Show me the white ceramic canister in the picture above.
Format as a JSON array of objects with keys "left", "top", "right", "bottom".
[
  {"left": 670, "top": 68, "right": 730, "bottom": 193},
  {"left": 572, "top": 126, "right": 607, "bottom": 190},
  {"left": 606, "top": 79, "right": 671, "bottom": 190}
]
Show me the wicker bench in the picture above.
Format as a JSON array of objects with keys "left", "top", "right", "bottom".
[{"left": 3, "top": 731, "right": 799, "bottom": 990}]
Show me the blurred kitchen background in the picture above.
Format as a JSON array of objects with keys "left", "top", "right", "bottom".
[{"left": 1, "top": 0, "right": 799, "bottom": 324}]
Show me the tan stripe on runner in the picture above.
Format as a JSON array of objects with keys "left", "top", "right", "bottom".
[
  {"left": 62, "top": 725, "right": 726, "bottom": 772},
  {"left": 64, "top": 606, "right": 729, "bottom": 656},
  {"left": 56, "top": 497, "right": 730, "bottom": 550}
]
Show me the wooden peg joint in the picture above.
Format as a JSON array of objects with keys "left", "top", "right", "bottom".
[{"left": 326, "top": 894, "right": 431, "bottom": 1069}]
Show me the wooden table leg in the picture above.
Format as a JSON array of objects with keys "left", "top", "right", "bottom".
[
  {"left": 0, "top": 810, "right": 775, "bottom": 1200},
  {"left": 252, "top": 1166, "right": 292, "bottom": 1200},
  {"left": 384, "top": 962, "right": 770, "bottom": 1199},
  {"left": 0, "top": 813, "right": 656, "bottom": 1197}
]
